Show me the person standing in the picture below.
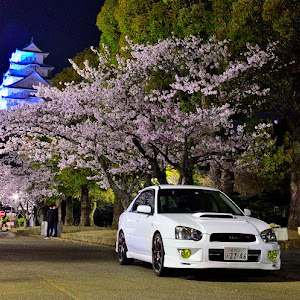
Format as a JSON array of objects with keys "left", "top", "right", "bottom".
[
  {"left": 53, "top": 204, "right": 58, "bottom": 237},
  {"left": 45, "top": 204, "right": 55, "bottom": 239}
]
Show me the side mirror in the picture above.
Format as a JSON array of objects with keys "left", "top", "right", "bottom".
[
  {"left": 244, "top": 208, "right": 251, "bottom": 216},
  {"left": 137, "top": 205, "right": 152, "bottom": 214}
]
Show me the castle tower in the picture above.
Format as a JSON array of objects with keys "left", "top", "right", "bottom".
[{"left": 0, "top": 39, "right": 54, "bottom": 109}]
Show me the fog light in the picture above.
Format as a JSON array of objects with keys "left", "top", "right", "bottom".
[
  {"left": 181, "top": 249, "right": 191, "bottom": 259},
  {"left": 268, "top": 251, "right": 277, "bottom": 260}
]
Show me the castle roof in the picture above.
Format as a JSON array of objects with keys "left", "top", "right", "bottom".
[
  {"left": 22, "top": 40, "right": 44, "bottom": 53},
  {"left": 10, "top": 61, "right": 54, "bottom": 70},
  {"left": 3, "top": 72, "right": 51, "bottom": 89},
  {"left": 1, "top": 39, "right": 53, "bottom": 109}
]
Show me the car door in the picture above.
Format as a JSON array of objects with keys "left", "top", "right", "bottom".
[
  {"left": 135, "top": 190, "right": 155, "bottom": 256},
  {"left": 125, "top": 190, "right": 155, "bottom": 255},
  {"left": 123, "top": 193, "right": 143, "bottom": 254}
]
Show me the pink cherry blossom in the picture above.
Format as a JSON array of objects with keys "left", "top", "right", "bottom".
[{"left": 0, "top": 36, "right": 277, "bottom": 208}]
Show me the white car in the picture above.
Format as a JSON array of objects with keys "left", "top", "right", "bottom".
[{"left": 116, "top": 185, "right": 281, "bottom": 276}]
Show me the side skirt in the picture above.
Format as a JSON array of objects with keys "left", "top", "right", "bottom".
[{"left": 126, "top": 251, "right": 152, "bottom": 264}]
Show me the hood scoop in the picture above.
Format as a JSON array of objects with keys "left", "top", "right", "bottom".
[{"left": 193, "top": 213, "right": 234, "bottom": 219}]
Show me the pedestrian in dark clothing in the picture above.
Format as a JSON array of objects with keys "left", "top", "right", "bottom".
[
  {"left": 53, "top": 204, "right": 58, "bottom": 237},
  {"left": 45, "top": 204, "right": 55, "bottom": 239}
]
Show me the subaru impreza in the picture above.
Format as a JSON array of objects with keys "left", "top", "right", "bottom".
[{"left": 117, "top": 185, "right": 280, "bottom": 276}]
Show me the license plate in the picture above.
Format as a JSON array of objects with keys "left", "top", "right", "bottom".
[{"left": 224, "top": 247, "right": 248, "bottom": 261}]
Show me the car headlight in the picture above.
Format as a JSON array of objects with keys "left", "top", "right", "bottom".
[
  {"left": 260, "top": 228, "right": 277, "bottom": 243},
  {"left": 175, "top": 226, "right": 202, "bottom": 241}
]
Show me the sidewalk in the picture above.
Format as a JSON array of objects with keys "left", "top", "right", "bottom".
[
  {"left": 12, "top": 226, "right": 117, "bottom": 247},
  {"left": 60, "top": 228, "right": 117, "bottom": 247}
]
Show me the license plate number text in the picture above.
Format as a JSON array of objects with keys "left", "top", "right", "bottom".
[{"left": 224, "top": 248, "right": 248, "bottom": 261}]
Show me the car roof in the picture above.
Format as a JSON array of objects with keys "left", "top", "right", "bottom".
[{"left": 141, "top": 185, "right": 219, "bottom": 192}]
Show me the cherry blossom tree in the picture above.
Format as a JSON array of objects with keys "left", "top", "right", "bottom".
[
  {"left": 0, "top": 151, "right": 58, "bottom": 226},
  {"left": 0, "top": 36, "right": 277, "bottom": 213},
  {"left": 62, "top": 36, "right": 275, "bottom": 186}
]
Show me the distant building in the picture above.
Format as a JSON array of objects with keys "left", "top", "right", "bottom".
[{"left": 0, "top": 39, "right": 54, "bottom": 109}]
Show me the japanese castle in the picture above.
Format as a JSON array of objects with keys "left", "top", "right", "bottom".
[{"left": 0, "top": 39, "right": 54, "bottom": 110}]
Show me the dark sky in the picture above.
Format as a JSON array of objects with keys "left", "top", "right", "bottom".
[{"left": 0, "top": 0, "right": 105, "bottom": 77}]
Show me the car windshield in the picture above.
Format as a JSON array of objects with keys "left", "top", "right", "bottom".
[{"left": 157, "top": 189, "right": 242, "bottom": 215}]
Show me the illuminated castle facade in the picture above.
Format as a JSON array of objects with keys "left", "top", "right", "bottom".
[{"left": 0, "top": 39, "right": 54, "bottom": 109}]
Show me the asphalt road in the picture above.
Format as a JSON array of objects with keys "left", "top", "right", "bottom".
[{"left": 0, "top": 232, "right": 299, "bottom": 300}]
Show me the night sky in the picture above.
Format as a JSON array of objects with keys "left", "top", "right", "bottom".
[{"left": 0, "top": 0, "right": 105, "bottom": 78}]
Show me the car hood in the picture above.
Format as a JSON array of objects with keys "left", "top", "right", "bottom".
[{"left": 159, "top": 213, "right": 270, "bottom": 235}]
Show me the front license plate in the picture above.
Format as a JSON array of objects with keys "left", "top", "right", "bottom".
[{"left": 224, "top": 247, "right": 248, "bottom": 261}]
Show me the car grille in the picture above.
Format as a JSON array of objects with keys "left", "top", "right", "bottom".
[
  {"left": 210, "top": 233, "right": 256, "bottom": 243},
  {"left": 209, "top": 249, "right": 261, "bottom": 262}
]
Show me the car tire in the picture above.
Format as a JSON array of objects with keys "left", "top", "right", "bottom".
[
  {"left": 152, "top": 232, "right": 168, "bottom": 276},
  {"left": 118, "top": 230, "right": 133, "bottom": 265}
]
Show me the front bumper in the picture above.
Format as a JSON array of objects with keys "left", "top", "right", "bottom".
[{"left": 163, "top": 237, "right": 281, "bottom": 270}]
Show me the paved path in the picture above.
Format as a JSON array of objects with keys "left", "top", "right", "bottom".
[{"left": 0, "top": 233, "right": 299, "bottom": 300}]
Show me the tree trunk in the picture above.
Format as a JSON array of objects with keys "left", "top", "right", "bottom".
[
  {"left": 288, "top": 120, "right": 300, "bottom": 230},
  {"left": 181, "top": 159, "right": 194, "bottom": 184},
  {"left": 90, "top": 201, "right": 97, "bottom": 227},
  {"left": 288, "top": 53, "right": 300, "bottom": 230},
  {"left": 80, "top": 184, "right": 90, "bottom": 226},
  {"left": 132, "top": 138, "right": 167, "bottom": 184},
  {"left": 151, "top": 161, "right": 167, "bottom": 184},
  {"left": 183, "top": 170, "right": 194, "bottom": 185},
  {"left": 221, "top": 170, "right": 234, "bottom": 198},
  {"left": 56, "top": 198, "right": 63, "bottom": 237},
  {"left": 24, "top": 213, "right": 29, "bottom": 228},
  {"left": 209, "top": 163, "right": 221, "bottom": 190},
  {"left": 144, "top": 173, "right": 152, "bottom": 186},
  {"left": 111, "top": 193, "right": 124, "bottom": 230},
  {"left": 37, "top": 201, "right": 48, "bottom": 223},
  {"left": 56, "top": 199, "right": 62, "bottom": 222},
  {"left": 181, "top": 141, "right": 194, "bottom": 185},
  {"left": 65, "top": 196, "right": 74, "bottom": 226}
]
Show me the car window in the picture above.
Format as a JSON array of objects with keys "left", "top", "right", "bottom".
[
  {"left": 131, "top": 190, "right": 155, "bottom": 213},
  {"left": 158, "top": 189, "right": 242, "bottom": 215}
]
